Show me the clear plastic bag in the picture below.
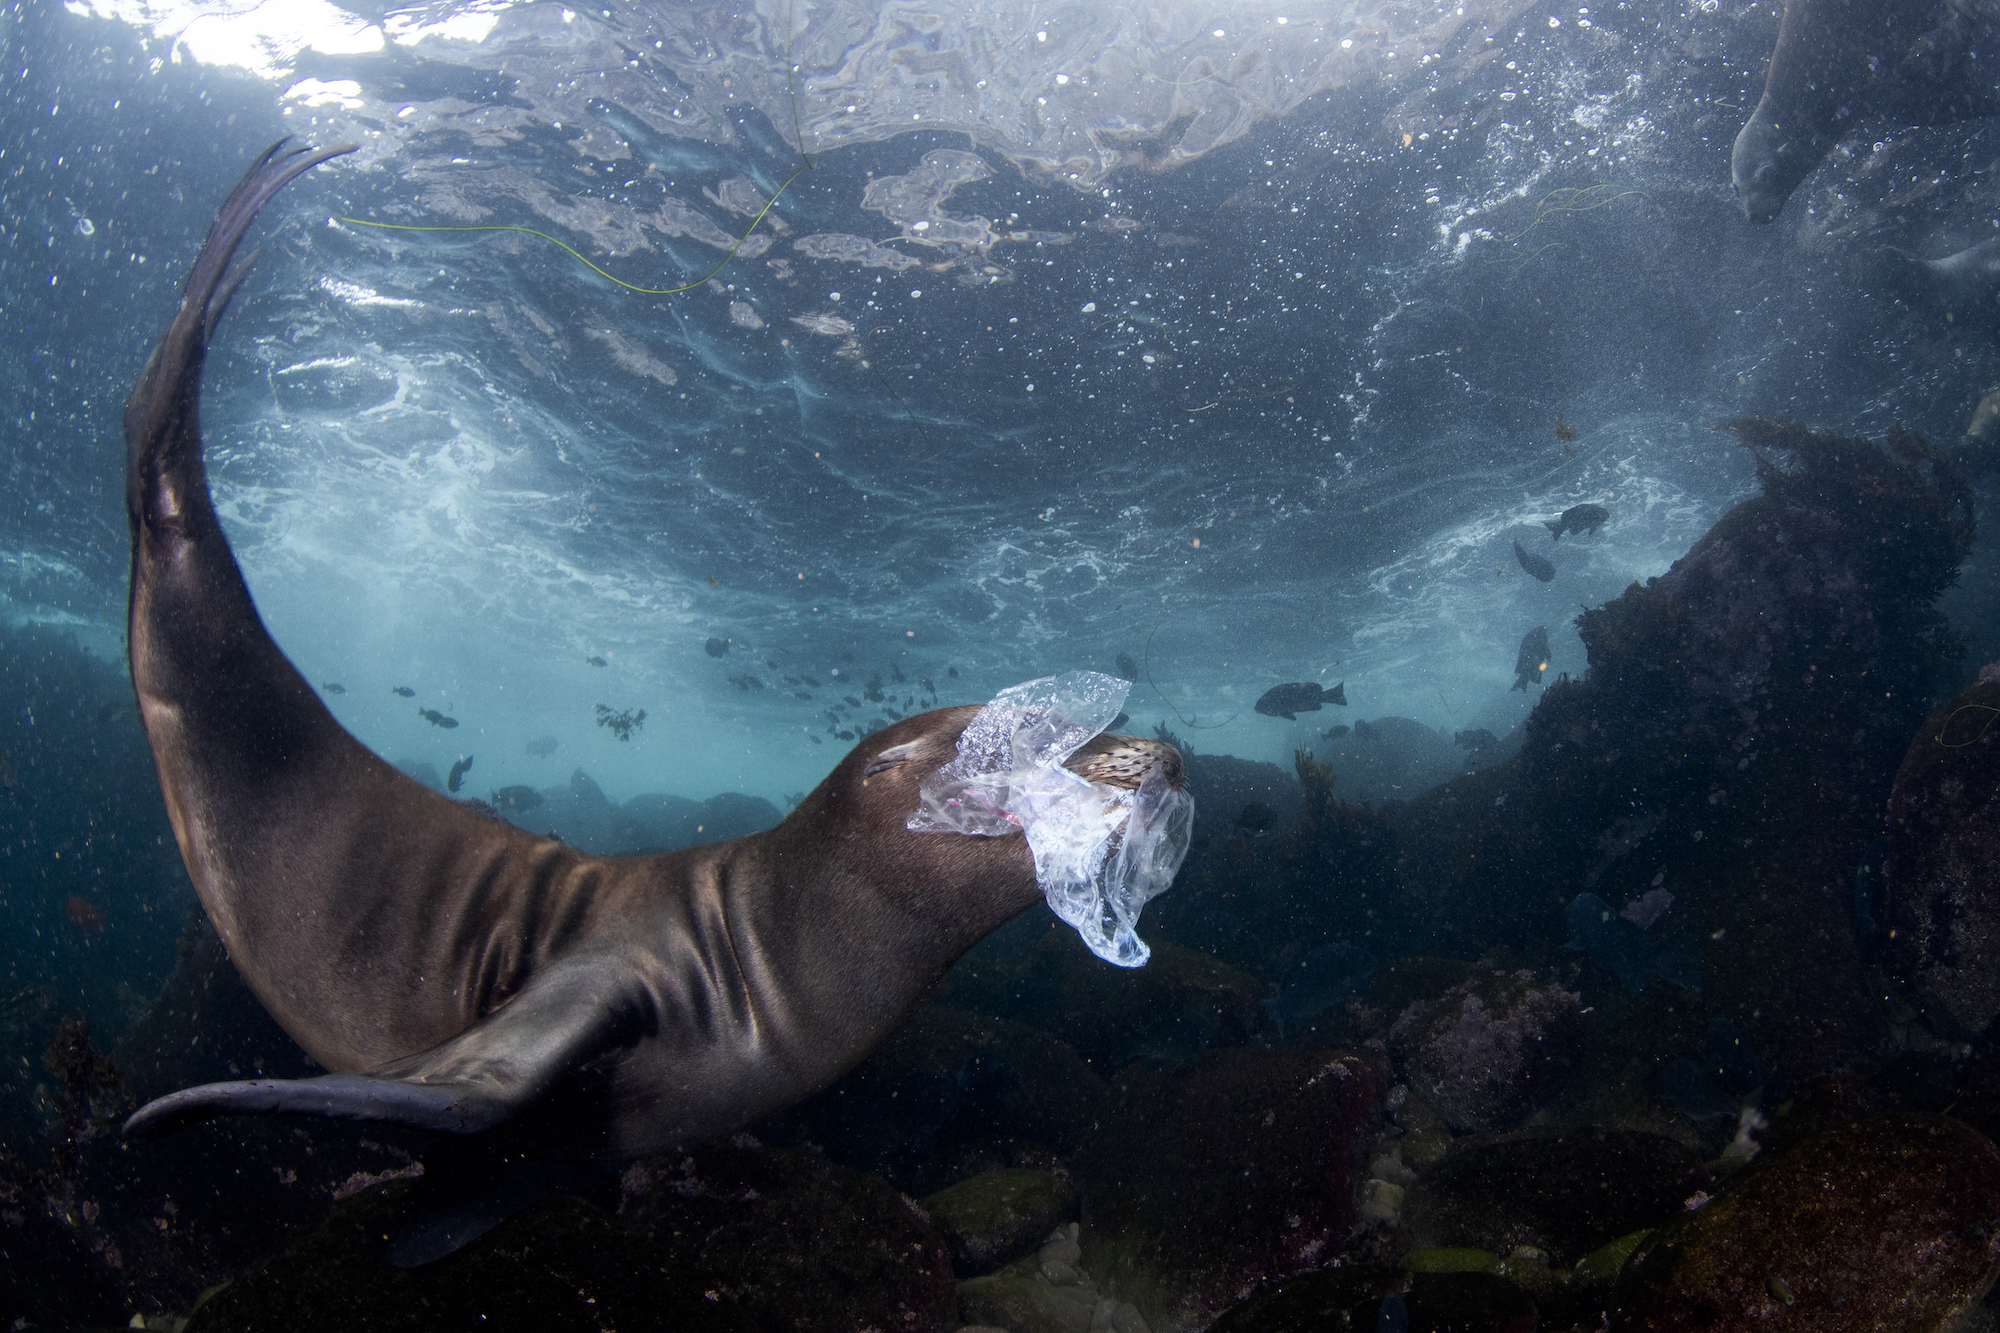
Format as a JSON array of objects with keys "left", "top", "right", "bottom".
[{"left": 907, "top": 670, "right": 1194, "bottom": 966}]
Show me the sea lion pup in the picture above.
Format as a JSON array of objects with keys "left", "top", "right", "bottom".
[{"left": 121, "top": 142, "right": 1185, "bottom": 1161}]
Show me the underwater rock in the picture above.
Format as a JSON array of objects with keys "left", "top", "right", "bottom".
[
  {"left": 1886, "top": 679, "right": 2000, "bottom": 1036},
  {"left": 1146, "top": 765, "right": 1395, "bottom": 984},
  {"left": 1181, "top": 752, "right": 1306, "bottom": 834},
  {"left": 1393, "top": 417, "right": 1974, "bottom": 1084},
  {"left": 1263, "top": 941, "right": 1376, "bottom": 1036},
  {"left": 620, "top": 1142, "right": 958, "bottom": 1332},
  {"left": 938, "top": 923, "right": 1268, "bottom": 1071},
  {"left": 1306, "top": 716, "right": 1462, "bottom": 805},
  {"left": 1610, "top": 1115, "right": 2000, "bottom": 1331},
  {"left": 1207, "top": 1266, "right": 1536, "bottom": 1333},
  {"left": 920, "top": 1167, "right": 1077, "bottom": 1277},
  {"left": 1072, "top": 1046, "right": 1389, "bottom": 1325},
  {"left": 1386, "top": 971, "right": 1585, "bottom": 1134},
  {"left": 1400, "top": 1127, "right": 1708, "bottom": 1266},
  {"left": 1660, "top": 1016, "right": 1773, "bottom": 1126},
  {"left": 502, "top": 772, "right": 779, "bottom": 854},
  {"left": 181, "top": 1179, "right": 752, "bottom": 1333},
  {"left": 956, "top": 1222, "right": 1151, "bottom": 1333},
  {"left": 757, "top": 1004, "right": 1106, "bottom": 1195},
  {"left": 1562, "top": 892, "right": 1702, "bottom": 995}
]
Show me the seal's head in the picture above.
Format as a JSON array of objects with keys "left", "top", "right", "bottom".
[
  {"left": 771, "top": 706, "right": 1187, "bottom": 955},
  {"left": 1063, "top": 730, "right": 1186, "bottom": 793},
  {"left": 1731, "top": 102, "right": 1831, "bottom": 224}
]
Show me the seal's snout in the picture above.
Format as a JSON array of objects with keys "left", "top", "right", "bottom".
[{"left": 1062, "top": 733, "right": 1184, "bottom": 792}]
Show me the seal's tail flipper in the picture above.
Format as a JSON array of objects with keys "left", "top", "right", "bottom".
[
  {"left": 123, "top": 954, "right": 645, "bottom": 1141},
  {"left": 126, "top": 140, "right": 355, "bottom": 521}
]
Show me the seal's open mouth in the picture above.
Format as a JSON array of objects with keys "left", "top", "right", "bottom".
[{"left": 1062, "top": 732, "right": 1185, "bottom": 794}]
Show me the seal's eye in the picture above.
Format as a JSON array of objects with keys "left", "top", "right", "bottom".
[{"left": 864, "top": 741, "right": 921, "bottom": 777}]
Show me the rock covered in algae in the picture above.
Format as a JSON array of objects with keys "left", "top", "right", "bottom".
[
  {"left": 1608, "top": 1114, "right": 2000, "bottom": 1331},
  {"left": 920, "top": 1166, "right": 1077, "bottom": 1276},
  {"left": 183, "top": 1182, "right": 752, "bottom": 1333},
  {"left": 1401, "top": 1126, "right": 1708, "bottom": 1266},
  {"left": 1387, "top": 417, "right": 1975, "bottom": 1084},
  {"left": 619, "top": 1142, "right": 957, "bottom": 1330},
  {"left": 1205, "top": 1266, "right": 1536, "bottom": 1333},
  {"left": 955, "top": 1222, "right": 1151, "bottom": 1333},
  {"left": 1887, "top": 679, "right": 2000, "bottom": 1035},
  {"left": 1072, "top": 1046, "right": 1388, "bottom": 1323},
  {"left": 1385, "top": 970, "right": 1584, "bottom": 1133},
  {"left": 187, "top": 1142, "right": 957, "bottom": 1333},
  {"left": 758, "top": 1002, "right": 1107, "bottom": 1193},
  {"left": 939, "top": 923, "right": 1270, "bottom": 1070}
]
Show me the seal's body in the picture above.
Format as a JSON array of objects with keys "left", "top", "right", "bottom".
[
  {"left": 1733, "top": 0, "right": 1996, "bottom": 223},
  {"left": 123, "top": 143, "right": 1183, "bottom": 1158}
]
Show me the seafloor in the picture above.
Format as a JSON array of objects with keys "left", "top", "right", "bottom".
[{"left": 6, "top": 416, "right": 2000, "bottom": 1331}]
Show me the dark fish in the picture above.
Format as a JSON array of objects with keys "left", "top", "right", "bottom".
[
  {"left": 447, "top": 755, "right": 474, "bottom": 794},
  {"left": 419, "top": 708, "right": 460, "bottom": 729},
  {"left": 321, "top": 682, "right": 346, "bottom": 695},
  {"left": 843, "top": 695, "right": 862, "bottom": 708},
  {"left": 947, "top": 667, "right": 958, "bottom": 678},
  {"left": 392, "top": 686, "right": 416, "bottom": 698},
  {"left": 586, "top": 656, "right": 608, "bottom": 668},
  {"left": 1513, "top": 626, "right": 1550, "bottom": 692},
  {"left": 1513, "top": 540, "right": 1556, "bottom": 582},
  {"left": 704, "top": 637, "right": 729, "bottom": 658},
  {"left": 1115, "top": 652, "right": 1140, "bottom": 681},
  {"left": 1109, "top": 711, "right": 1130, "bottom": 732},
  {"left": 1547, "top": 503, "right": 1609, "bottom": 541},
  {"left": 525, "top": 735, "right": 559, "bottom": 758},
  {"left": 1554, "top": 418, "right": 1578, "bottom": 443},
  {"left": 65, "top": 896, "right": 106, "bottom": 935},
  {"left": 1454, "top": 728, "right": 1498, "bottom": 753},
  {"left": 1254, "top": 681, "right": 1347, "bottom": 721},
  {"left": 727, "top": 674, "right": 764, "bottom": 691},
  {"left": 491, "top": 785, "right": 544, "bottom": 813},
  {"left": 1321, "top": 724, "right": 1351, "bottom": 740}
]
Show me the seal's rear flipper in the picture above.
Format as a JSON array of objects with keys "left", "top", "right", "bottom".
[
  {"left": 385, "top": 1150, "right": 614, "bottom": 1268},
  {"left": 124, "top": 954, "right": 647, "bottom": 1141}
]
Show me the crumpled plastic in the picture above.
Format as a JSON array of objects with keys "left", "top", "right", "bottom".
[{"left": 907, "top": 670, "right": 1194, "bottom": 967}]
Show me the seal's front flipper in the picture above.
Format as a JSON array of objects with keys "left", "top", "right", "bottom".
[
  {"left": 385, "top": 1146, "right": 614, "bottom": 1267},
  {"left": 124, "top": 954, "right": 649, "bottom": 1141}
]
